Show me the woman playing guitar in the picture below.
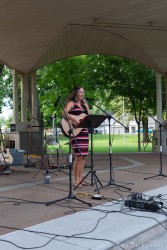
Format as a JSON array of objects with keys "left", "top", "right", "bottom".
[{"left": 62, "top": 86, "right": 90, "bottom": 188}]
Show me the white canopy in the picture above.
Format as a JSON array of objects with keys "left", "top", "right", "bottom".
[{"left": 1, "top": 0, "right": 167, "bottom": 75}]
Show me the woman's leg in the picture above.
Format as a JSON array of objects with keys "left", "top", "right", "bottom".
[
  {"left": 79, "top": 156, "right": 86, "bottom": 182},
  {"left": 73, "top": 155, "right": 83, "bottom": 185}
]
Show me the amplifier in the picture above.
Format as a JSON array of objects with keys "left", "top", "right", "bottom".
[{"left": 125, "top": 193, "right": 162, "bottom": 211}]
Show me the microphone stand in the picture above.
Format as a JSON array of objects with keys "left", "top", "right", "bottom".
[
  {"left": 32, "top": 113, "right": 52, "bottom": 178},
  {"left": 46, "top": 94, "right": 92, "bottom": 207},
  {"left": 89, "top": 100, "right": 132, "bottom": 191},
  {"left": 51, "top": 115, "right": 68, "bottom": 174},
  {"left": 144, "top": 112, "right": 167, "bottom": 180}
]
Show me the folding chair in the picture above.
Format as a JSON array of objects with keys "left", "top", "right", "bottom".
[{"left": 45, "top": 135, "right": 68, "bottom": 172}]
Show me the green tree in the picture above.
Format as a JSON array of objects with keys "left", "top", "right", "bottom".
[
  {"left": 75, "top": 55, "right": 159, "bottom": 151},
  {"left": 37, "top": 55, "right": 160, "bottom": 153},
  {"left": 0, "top": 66, "right": 13, "bottom": 112},
  {"left": 37, "top": 56, "right": 93, "bottom": 126},
  {"left": 107, "top": 59, "right": 157, "bottom": 151}
]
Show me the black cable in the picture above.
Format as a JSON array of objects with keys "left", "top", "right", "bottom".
[
  {"left": 1, "top": 196, "right": 167, "bottom": 250},
  {"left": 0, "top": 235, "right": 58, "bottom": 250},
  {"left": 121, "top": 208, "right": 167, "bottom": 230},
  {"left": 118, "top": 168, "right": 161, "bottom": 176},
  {"left": 0, "top": 174, "right": 69, "bottom": 193},
  {"left": 0, "top": 221, "right": 126, "bottom": 250},
  {"left": 1, "top": 167, "right": 167, "bottom": 249},
  {"left": 0, "top": 195, "right": 88, "bottom": 210},
  {"left": 0, "top": 196, "right": 46, "bottom": 205},
  {"left": 71, "top": 235, "right": 126, "bottom": 250}
]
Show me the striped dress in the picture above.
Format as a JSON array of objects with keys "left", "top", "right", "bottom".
[{"left": 69, "top": 103, "right": 89, "bottom": 156}]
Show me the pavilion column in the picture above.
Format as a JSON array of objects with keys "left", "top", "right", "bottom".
[
  {"left": 11, "top": 69, "right": 19, "bottom": 123},
  {"left": 166, "top": 78, "right": 167, "bottom": 120},
  {"left": 155, "top": 72, "right": 162, "bottom": 129},
  {"left": 21, "top": 75, "right": 27, "bottom": 122},
  {"left": 31, "top": 70, "right": 38, "bottom": 119}
]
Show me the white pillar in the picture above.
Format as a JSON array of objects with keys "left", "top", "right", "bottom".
[
  {"left": 21, "top": 75, "right": 27, "bottom": 122},
  {"left": 11, "top": 69, "right": 18, "bottom": 123},
  {"left": 31, "top": 71, "right": 38, "bottom": 119},
  {"left": 155, "top": 72, "right": 162, "bottom": 129},
  {"left": 166, "top": 78, "right": 167, "bottom": 120}
]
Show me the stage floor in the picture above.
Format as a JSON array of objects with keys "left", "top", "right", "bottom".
[{"left": 0, "top": 153, "right": 167, "bottom": 249}]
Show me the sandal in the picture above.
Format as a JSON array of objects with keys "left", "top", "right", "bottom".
[
  {"left": 81, "top": 181, "right": 89, "bottom": 186},
  {"left": 74, "top": 182, "right": 82, "bottom": 188}
]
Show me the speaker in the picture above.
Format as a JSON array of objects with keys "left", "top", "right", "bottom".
[{"left": 10, "top": 124, "right": 16, "bottom": 132}]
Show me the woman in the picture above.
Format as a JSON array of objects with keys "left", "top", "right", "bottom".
[{"left": 62, "top": 86, "right": 90, "bottom": 188}]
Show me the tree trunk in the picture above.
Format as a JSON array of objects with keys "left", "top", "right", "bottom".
[
  {"left": 137, "top": 123, "right": 141, "bottom": 152},
  {"left": 142, "top": 117, "right": 149, "bottom": 142}
]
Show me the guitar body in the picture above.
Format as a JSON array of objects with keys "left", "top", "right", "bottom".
[
  {"left": 61, "top": 113, "right": 87, "bottom": 138},
  {"left": 0, "top": 147, "right": 13, "bottom": 164},
  {"left": 0, "top": 129, "right": 13, "bottom": 165}
]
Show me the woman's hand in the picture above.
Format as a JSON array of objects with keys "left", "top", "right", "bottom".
[{"left": 73, "top": 116, "right": 81, "bottom": 126}]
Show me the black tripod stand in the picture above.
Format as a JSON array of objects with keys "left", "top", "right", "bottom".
[
  {"left": 31, "top": 113, "right": 56, "bottom": 178},
  {"left": 144, "top": 115, "right": 167, "bottom": 180},
  {"left": 103, "top": 116, "right": 131, "bottom": 191},
  {"left": 46, "top": 95, "right": 92, "bottom": 207},
  {"left": 74, "top": 114, "right": 107, "bottom": 193},
  {"left": 88, "top": 101, "right": 132, "bottom": 191},
  {"left": 46, "top": 135, "right": 92, "bottom": 206},
  {"left": 49, "top": 115, "right": 68, "bottom": 174}
]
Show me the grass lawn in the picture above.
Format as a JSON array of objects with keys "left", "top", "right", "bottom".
[{"left": 56, "top": 134, "right": 152, "bottom": 153}]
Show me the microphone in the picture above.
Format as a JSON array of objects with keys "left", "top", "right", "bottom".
[
  {"left": 54, "top": 95, "right": 61, "bottom": 107},
  {"left": 85, "top": 97, "right": 95, "bottom": 101}
]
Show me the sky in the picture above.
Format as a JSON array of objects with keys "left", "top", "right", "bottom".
[{"left": 0, "top": 106, "right": 12, "bottom": 120}]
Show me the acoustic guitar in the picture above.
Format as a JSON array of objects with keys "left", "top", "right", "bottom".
[
  {"left": 61, "top": 113, "right": 87, "bottom": 137},
  {"left": 0, "top": 129, "right": 13, "bottom": 164}
]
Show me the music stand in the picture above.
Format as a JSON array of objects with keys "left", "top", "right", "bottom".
[{"left": 74, "top": 114, "right": 107, "bottom": 193}]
